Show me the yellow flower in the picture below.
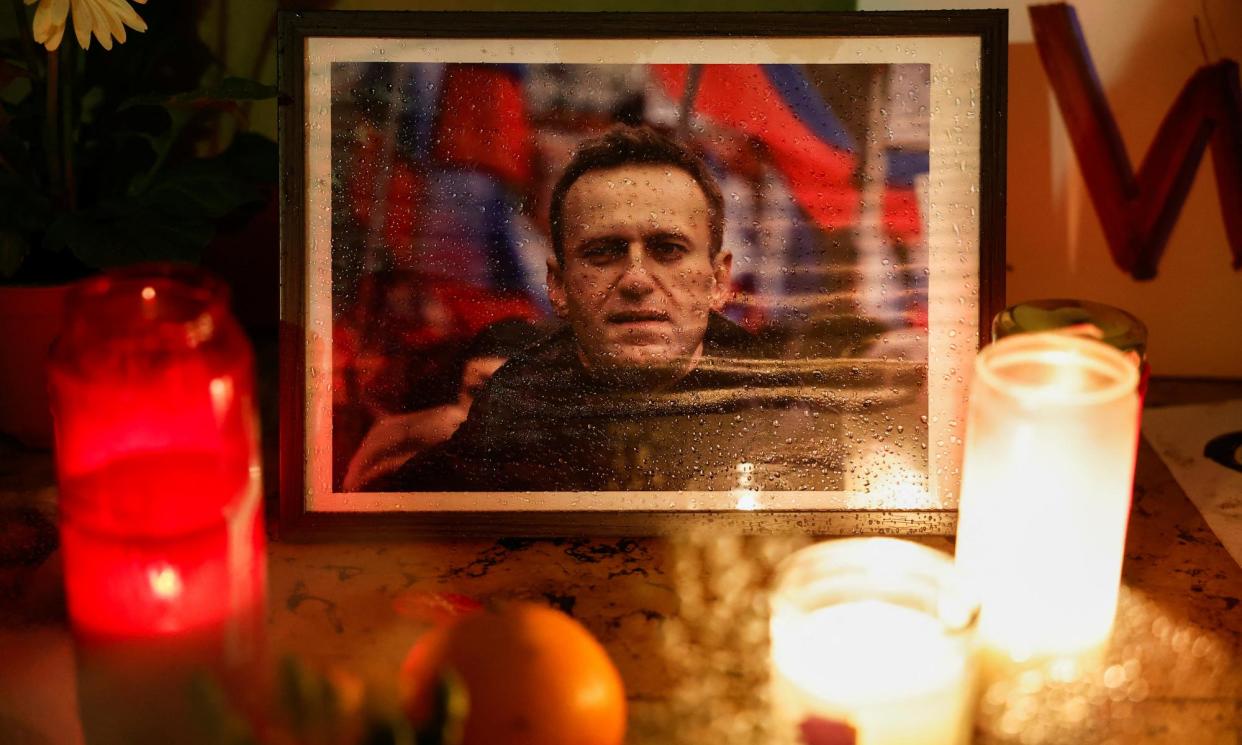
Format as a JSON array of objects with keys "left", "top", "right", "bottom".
[{"left": 24, "top": 0, "right": 148, "bottom": 52}]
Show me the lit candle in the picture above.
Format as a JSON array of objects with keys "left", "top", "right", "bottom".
[
  {"left": 954, "top": 333, "right": 1139, "bottom": 669},
  {"left": 57, "top": 452, "right": 264, "bottom": 640},
  {"left": 47, "top": 265, "right": 266, "bottom": 743},
  {"left": 769, "top": 539, "right": 978, "bottom": 745}
]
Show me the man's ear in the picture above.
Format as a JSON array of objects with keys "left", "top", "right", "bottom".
[
  {"left": 546, "top": 254, "right": 569, "bottom": 319},
  {"left": 710, "top": 249, "right": 733, "bottom": 311}
]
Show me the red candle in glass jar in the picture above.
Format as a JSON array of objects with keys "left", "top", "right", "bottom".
[{"left": 48, "top": 264, "right": 265, "bottom": 643}]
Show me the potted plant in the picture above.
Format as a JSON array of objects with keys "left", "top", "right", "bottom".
[{"left": 0, "top": 0, "right": 276, "bottom": 445}]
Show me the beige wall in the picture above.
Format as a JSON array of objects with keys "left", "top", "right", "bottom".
[
  {"left": 866, "top": 0, "right": 1242, "bottom": 377},
  {"left": 232, "top": 0, "right": 1242, "bottom": 376}
]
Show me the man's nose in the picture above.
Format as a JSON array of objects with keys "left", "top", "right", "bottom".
[{"left": 617, "top": 244, "right": 656, "bottom": 297}]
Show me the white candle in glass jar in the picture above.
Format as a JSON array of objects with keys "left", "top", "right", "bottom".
[
  {"left": 955, "top": 333, "right": 1139, "bottom": 668},
  {"left": 769, "top": 539, "right": 978, "bottom": 745}
]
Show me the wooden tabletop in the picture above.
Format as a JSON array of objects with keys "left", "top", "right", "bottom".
[{"left": 2, "top": 378, "right": 1239, "bottom": 744}]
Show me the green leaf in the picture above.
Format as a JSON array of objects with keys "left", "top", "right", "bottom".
[
  {"left": 45, "top": 149, "right": 266, "bottom": 269},
  {"left": 0, "top": 132, "right": 33, "bottom": 181},
  {"left": 0, "top": 230, "right": 29, "bottom": 278},
  {"left": 185, "top": 672, "right": 259, "bottom": 745},
  {"left": 277, "top": 655, "right": 347, "bottom": 745},
  {"left": 142, "top": 158, "right": 262, "bottom": 221},
  {"left": 219, "top": 132, "right": 277, "bottom": 185},
  {"left": 117, "top": 76, "right": 276, "bottom": 194},
  {"left": 121, "top": 76, "right": 278, "bottom": 110},
  {"left": 414, "top": 670, "right": 469, "bottom": 745},
  {"left": 52, "top": 205, "right": 213, "bottom": 269},
  {"left": 359, "top": 715, "right": 418, "bottom": 745},
  {"left": 186, "top": 77, "right": 279, "bottom": 103},
  {"left": 43, "top": 214, "right": 75, "bottom": 254},
  {"left": 123, "top": 105, "right": 191, "bottom": 195},
  {"left": 0, "top": 59, "right": 31, "bottom": 90},
  {"left": 77, "top": 86, "right": 106, "bottom": 127},
  {"left": 0, "top": 171, "right": 52, "bottom": 232}
]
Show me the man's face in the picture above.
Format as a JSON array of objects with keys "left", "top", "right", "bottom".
[{"left": 548, "top": 164, "right": 732, "bottom": 388}]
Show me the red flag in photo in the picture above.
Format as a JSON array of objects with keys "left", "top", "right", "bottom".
[
  {"left": 883, "top": 147, "right": 929, "bottom": 247},
  {"left": 432, "top": 64, "right": 533, "bottom": 188},
  {"left": 382, "top": 160, "right": 426, "bottom": 267},
  {"left": 346, "top": 122, "right": 427, "bottom": 267},
  {"left": 652, "top": 64, "right": 860, "bottom": 232}
]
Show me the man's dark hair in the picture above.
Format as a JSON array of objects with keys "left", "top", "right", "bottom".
[{"left": 548, "top": 125, "right": 725, "bottom": 263}]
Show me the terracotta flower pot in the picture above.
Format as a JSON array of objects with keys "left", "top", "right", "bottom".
[{"left": 0, "top": 283, "right": 71, "bottom": 448}]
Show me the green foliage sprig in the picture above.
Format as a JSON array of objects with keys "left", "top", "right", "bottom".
[
  {"left": 188, "top": 657, "right": 467, "bottom": 745},
  {"left": 0, "top": 0, "right": 276, "bottom": 282}
]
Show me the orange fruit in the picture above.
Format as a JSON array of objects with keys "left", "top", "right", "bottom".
[{"left": 400, "top": 601, "right": 626, "bottom": 745}]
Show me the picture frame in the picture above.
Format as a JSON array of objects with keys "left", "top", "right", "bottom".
[{"left": 277, "top": 9, "right": 1007, "bottom": 539}]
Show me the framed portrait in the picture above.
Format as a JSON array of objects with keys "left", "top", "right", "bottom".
[{"left": 277, "top": 10, "right": 1007, "bottom": 538}]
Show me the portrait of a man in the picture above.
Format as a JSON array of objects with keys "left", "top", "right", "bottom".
[
  {"left": 546, "top": 126, "right": 732, "bottom": 392},
  {"left": 328, "top": 60, "right": 932, "bottom": 497}
]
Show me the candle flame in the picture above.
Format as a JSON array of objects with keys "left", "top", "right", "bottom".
[
  {"left": 209, "top": 376, "right": 234, "bottom": 422},
  {"left": 732, "top": 462, "right": 760, "bottom": 510},
  {"left": 733, "top": 489, "right": 760, "bottom": 511},
  {"left": 147, "top": 564, "right": 183, "bottom": 600},
  {"left": 846, "top": 448, "right": 931, "bottom": 508}
]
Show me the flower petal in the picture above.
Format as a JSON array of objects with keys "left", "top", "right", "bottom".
[
  {"left": 69, "top": 0, "right": 94, "bottom": 50},
  {"left": 97, "top": 4, "right": 126, "bottom": 46},
  {"left": 31, "top": 0, "right": 70, "bottom": 50},
  {"left": 90, "top": 0, "right": 126, "bottom": 48},
  {"left": 88, "top": 1, "right": 117, "bottom": 50},
  {"left": 44, "top": 20, "right": 66, "bottom": 51},
  {"left": 108, "top": 0, "right": 146, "bottom": 34}
]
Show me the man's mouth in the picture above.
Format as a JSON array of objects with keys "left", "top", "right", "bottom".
[{"left": 606, "top": 310, "right": 670, "bottom": 325}]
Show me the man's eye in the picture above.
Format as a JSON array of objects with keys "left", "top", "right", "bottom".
[
  {"left": 581, "top": 242, "right": 626, "bottom": 263},
  {"left": 650, "top": 241, "right": 687, "bottom": 259}
]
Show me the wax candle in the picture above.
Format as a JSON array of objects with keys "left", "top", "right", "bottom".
[
  {"left": 769, "top": 539, "right": 978, "bottom": 745},
  {"left": 58, "top": 451, "right": 264, "bottom": 639},
  {"left": 47, "top": 264, "right": 266, "bottom": 743},
  {"left": 954, "top": 332, "right": 1139, "bottom": 669}
]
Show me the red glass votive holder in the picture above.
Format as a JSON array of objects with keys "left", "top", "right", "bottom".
[{"left": 47, "top": 264, "right": 266, "bottom": 742}]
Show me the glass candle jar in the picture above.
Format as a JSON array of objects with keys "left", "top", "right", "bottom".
[
  {"left": 769, "top": 538, "right": 979, "bottom": 745},
  {"left": 955, "top": 333, "right": 1140, "bottom": 671},
  {"left": 992, "top": 299, "right": 1148, "bottom": 399},
  {"left": 49, "top": 263, "right": 265, "bottom": 639},
  {"left": 47, "top": 264, "right": 266, "bottom": 743}
]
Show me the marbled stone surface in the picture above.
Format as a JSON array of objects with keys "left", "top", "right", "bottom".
[
  {"left": 267, "top": 536, "right": 677, "bottom": 705},
  {"left": 261, "top": 438, "right": 1242, "bottom": 744}
]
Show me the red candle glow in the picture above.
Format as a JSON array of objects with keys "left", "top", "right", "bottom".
[{"left": 48, "top": 264, "right": 265, "bottom": 642}]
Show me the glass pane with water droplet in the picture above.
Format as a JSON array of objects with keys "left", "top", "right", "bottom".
[{"left": 318, "top": 55, "right": 946, "bottom": 510}]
